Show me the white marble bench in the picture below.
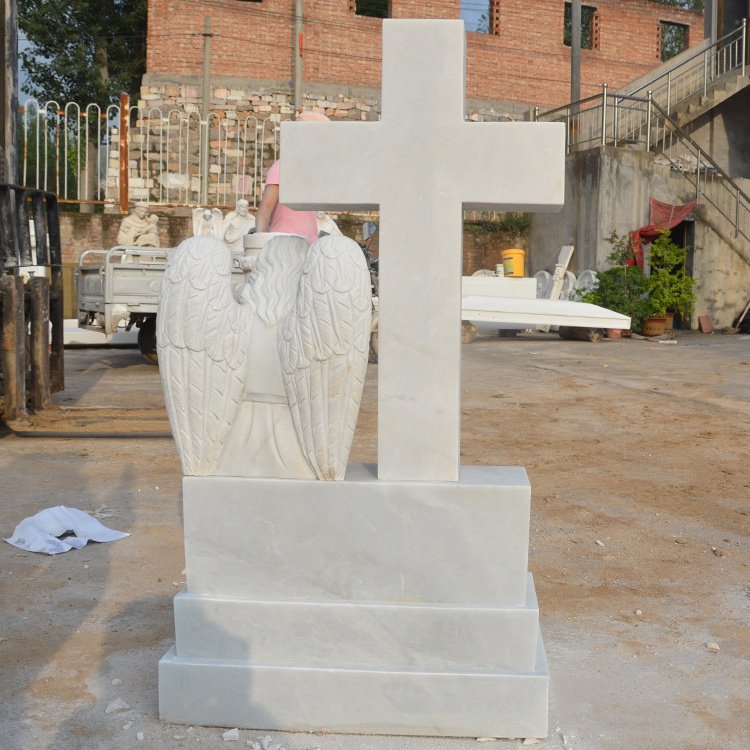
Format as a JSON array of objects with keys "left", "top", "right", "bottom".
[{"left": 462, "top": 276, "right": 630, "bottom": 331}]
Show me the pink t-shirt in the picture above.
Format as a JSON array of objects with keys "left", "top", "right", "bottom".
[{"left": 265, "top": 160, "right": 318, "bottom": 244}]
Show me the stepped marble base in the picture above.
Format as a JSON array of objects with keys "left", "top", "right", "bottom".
[{"left": 159, "top": 464, "right": 549, "bottom": 738}]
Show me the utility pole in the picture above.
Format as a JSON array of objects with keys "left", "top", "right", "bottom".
[
  {"left": 0, "top": 0, "right": 18, "bottom": 184},
  {"left": 201, "top": 16, "right": 212, "bottom": 206},
  {"left": 294, "top": 0, "right": 303, "bottom": 115},
  {"left": 571, "top": 0, "right": 581, "bottom": 106}
]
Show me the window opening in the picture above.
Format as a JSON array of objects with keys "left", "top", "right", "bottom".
[
  {"left": 564, "top": 3, "right": 597, "bottom": 49},
  {"left": 351, "top": 0, "right": 389, "bottom": 18},
  {"left": 661, "top": 21, "right": 689, "bottom": 62},
  {"left": 461, "top": 1, "right": 491, "bottom": 34}
]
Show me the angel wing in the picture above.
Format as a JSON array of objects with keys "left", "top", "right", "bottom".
[
  {"left": 280, "top": 235, "right": 372, "bottom": 480},
  {"left": 158, "top": 236, "right": 253, "bottom": 475},
  {"left": 191, "top": 207, "right": 205, "bottom": 237},
  {"left": 210, "top": 208, "right": 225, "bottom": 238}
]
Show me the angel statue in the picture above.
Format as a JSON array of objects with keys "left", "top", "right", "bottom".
[
  {"left": 192, "top": 207, "right": 224, "bottom": 238},
  {"left": 157, "top": 233, "right": 372, "bottom": 481},
  {"left": 222, "top": 199, "right": 256, "bottom": 252}
]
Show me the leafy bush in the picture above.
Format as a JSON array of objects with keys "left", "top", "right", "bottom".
[
  {"left": 578, "top": 231, "right": 652, "bottom": 331},
  {"left": 464, "top": 212, "right": 531, "bottom": 235},
  {"left": 579, "top": 230, "right": 696, "bottom": 332},
  {"left": 647, "top": 230, "right": 696, "bottom": 319}
]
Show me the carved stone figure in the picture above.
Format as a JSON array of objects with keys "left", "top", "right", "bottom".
[
  {"left": 157, "top": 233, "right": 372, "bottom": 480},
  {"left": 192, "top": 207, "right": 224, "bottom": 238},
  {"left": 222, "top": 199, "right": 256, "bottom": 252},
  {"left": 117, "top": 202, "right": 160, "bottom": 247},
  {"left": 316, "top": 211, "right": 342, "bottom": 237}
]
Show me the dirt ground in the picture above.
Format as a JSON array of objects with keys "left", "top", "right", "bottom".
[{"left": 1, "top": 330, "right": 748, "bottom": 750}]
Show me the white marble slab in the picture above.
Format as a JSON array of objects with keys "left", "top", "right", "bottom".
[
  {"left": 172, "top": 574, "right": 540, "bottom": 671},
  {"left": 162, "top": 465, "right": 549, "bottom": 736},
  {"left": 461, "top": 296, "right": 631, "bottom": 328},
  {"left": 182, "top": 464, "right": 531, "bottom": 606},
  {"left": 159, "top": 629, "right": 549, "bottom": 738}
]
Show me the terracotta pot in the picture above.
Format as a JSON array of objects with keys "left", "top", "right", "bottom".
[
  {"left": 665, "top": 312, "right": 675, "bottom": 330},
  {"left": 607, "top": 328, "right": 623, "bottom": 339},
  {"left": 642, "top": 316, "right": 667, "bottom": 337}
]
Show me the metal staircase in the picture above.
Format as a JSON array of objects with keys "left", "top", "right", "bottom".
[{"left": 533, "top": 21, "right": 750, "bottom": 247}]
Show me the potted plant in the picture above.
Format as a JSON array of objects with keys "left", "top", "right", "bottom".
[
  {"left": 646, "top": 230, "right": 696, "bottom": 330},
  {"left": 578, "top": 231, "right": 652, "bottom": 334}
]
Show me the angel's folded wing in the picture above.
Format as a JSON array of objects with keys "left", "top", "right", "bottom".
[
  {"left": 158, "top": 236, "right": 253, "bottom": 475},
  {"left": 211, "top": 208, "right": 225, "bottom": 238},
  {"left": 280, "top": 235, "right": 372, "bottom": 480},
  {"left": 191, "top": 207, "right": 203, "bottom": 237}
]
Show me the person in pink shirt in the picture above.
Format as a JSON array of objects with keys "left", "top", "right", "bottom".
[{"left": 254, "top": 111, "right": 329, "bottom": 245}]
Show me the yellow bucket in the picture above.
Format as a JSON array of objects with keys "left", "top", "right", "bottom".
[{"left": 502, "top": 248, "right": 526, "bottom": 277}]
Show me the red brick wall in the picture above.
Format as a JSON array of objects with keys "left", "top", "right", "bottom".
[{"left": 147, "top": 0, "right": 703, "bottom": 109}]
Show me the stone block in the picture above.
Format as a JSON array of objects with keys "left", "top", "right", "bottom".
[
  {"left": 183, "top": 465, "right": 531, "bottom": 606},
  {"left": 159, "top": 632, "right": 549, "bottom": 737},
  {"left": 172, "top": 574, "right": 540, "bottom": 671},
  {"left": 161, "top": 465, "right": 547, "bottom": 737}
]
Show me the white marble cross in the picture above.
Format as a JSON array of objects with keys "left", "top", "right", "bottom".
[{"left": 280, "top": 19, "right": 565, "bottom": 482}]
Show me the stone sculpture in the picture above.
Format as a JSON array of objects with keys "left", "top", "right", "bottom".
[
  {"left": 117, "top": 201, "right": 160, "bottom": 247},
  {"left": 157, "top": 233, "right": 372, "bottom": 480},
  {"left": 192, "top": 207, "right": 224, "bottom": 238},
  {"left": 159, "top": 21, "right": 565, "bottom": 740},
  {"left": 316, "top": 210, "right": 342, "bottom": 236},
  {"left": 222, "top": 199, "right": 256, "bottom": 252}
]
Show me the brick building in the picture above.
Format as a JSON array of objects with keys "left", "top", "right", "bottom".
[{"left": 145, "top": 0, "right": 704, "bottom": 114}]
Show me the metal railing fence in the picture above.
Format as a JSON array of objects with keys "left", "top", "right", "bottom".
[
  {"left": 536, "top": 84, "right": 750, "bottom": 244},
  {"left": 648, "top": 99, "right": 750, "bottom": 245},
  {"left": 19, "top": 95, "right": 285, "bottom": 211},
  {"left": 535, "top": 21, "right": 747, "bottom": 154},
  {"left": 627, "top": 20, "right": 746, "bottom": 115}
]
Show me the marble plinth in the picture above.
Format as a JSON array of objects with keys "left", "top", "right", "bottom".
[{"left": 159, "top": 465, "right": 549, "bottom": 738}]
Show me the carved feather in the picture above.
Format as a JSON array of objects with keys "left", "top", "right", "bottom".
[
  {"left": 280, "top": 235, "right": 372, "bottom": 480},
  {"left": 158, "top": 236, "right": 253, "bottom": 475}
]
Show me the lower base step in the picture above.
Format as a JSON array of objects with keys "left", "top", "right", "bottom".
[{"left": 158, "top": 630, "right": 549, "bottom": 738}]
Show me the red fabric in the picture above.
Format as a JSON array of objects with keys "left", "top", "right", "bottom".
[{"left": 627, "top": 198, "right": 696, "bottom": 267}]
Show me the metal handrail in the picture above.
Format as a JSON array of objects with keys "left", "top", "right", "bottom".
[
  {"left": 535, "top": 86, "right": 750, "bottom": 244},
  {"left": 647, "top": 98, "right": 750, "bottom": 242},
  {"left": 626, "top": 22, "right": 746, "bottom": 99},
  {"left": 648, "top": 99, "right": 750, "bottom": 203},
  {"left": 536, "top": 18, "right": 748, "bottom": 144}
]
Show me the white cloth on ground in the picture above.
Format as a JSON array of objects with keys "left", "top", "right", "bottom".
[{"left": 4, "top": 505, "right": 129, "bottom": 555}]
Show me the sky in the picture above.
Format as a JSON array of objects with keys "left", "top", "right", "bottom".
[
  {"left": 18, "top": 35, "right": 32, "bottom": 105},
  {"left": 460, "top": 1, "right": 489, "bottom": 33}
]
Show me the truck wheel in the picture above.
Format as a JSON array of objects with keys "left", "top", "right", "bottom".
[{"left": 138, "top": 317, "right": 159, "bottom": 366}]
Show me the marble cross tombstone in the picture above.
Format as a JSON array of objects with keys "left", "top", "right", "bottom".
[
  {"left": 282, "top": 19, "right": 565, "bottom": 481},
  {"left": 159, "top": 20, "right": 567, "bottom": 735}
]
